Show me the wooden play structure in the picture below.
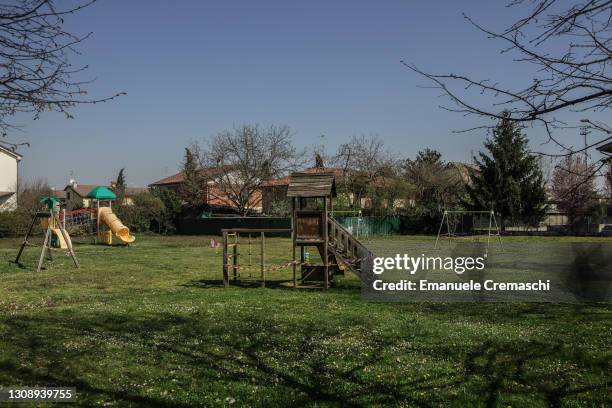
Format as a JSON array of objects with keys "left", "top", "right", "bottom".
[
  {"left": 222, "top": 172, "right": 375, "bottom": 289},
  {"left": 14, "top": 198, "right": 79, "bottom": 273}
]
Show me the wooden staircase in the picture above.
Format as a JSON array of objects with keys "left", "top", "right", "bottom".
[{"left": 327, "top": 217, "right": 375, "bottom": 281}]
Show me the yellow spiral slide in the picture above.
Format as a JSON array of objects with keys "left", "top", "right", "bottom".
[{"left": 98, "top": 207, "right": 136, "bottom": 244}]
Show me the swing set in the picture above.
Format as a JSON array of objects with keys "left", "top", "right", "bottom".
[{"left": 434, "top": 210, "right": 503, "bottom": 252}]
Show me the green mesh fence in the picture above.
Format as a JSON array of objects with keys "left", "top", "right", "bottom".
[{"left": 334, "top": 216, "right": 401, "bottom": 237}]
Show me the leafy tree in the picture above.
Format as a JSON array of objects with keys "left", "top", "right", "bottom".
[
  {"left": 179, "top": 148, "right": 203, "bottom": 208},
  {"left": 314, "top": 152, "right": 325, "bottom": 168},
  {"left": 151, "top": 187, "right": 182, "bottom": 233},
  {"left": 550, "top": 155, "right": 600, "bottom": 228},
  {"left": 403, "top": 149, "right": 465, "bottom": 232},
  {"left": 467, "top": 115, "right": 547, "bottom": 228},
  {"left": 268, "top": 198, "right": 291, "bottom": 217},
  {"left": 112, "top": 168, "right": 127, "bottom": 205},
  {"left": 114, "top": 192, "right": 165, "bottom": 233}
]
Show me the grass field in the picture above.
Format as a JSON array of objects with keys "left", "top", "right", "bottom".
[{"left": 0, "top": 235, "right": 610, "bottom": 407}]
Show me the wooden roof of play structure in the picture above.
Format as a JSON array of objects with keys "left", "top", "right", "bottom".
[{"left": 286, "top": 171, "right": 336, "bottom": 198}]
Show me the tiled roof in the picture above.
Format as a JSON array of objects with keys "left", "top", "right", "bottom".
[
  {"left": 287, "top": 172, "right": 337, "bottom": 198},
  {"left": 124, "top": 187, "right": 149, "bottom": 195},
  {"left": 51, "top": 190, "right": 67, "bottom": 199},
  {"left": 149, "top": 166, "right": 235, "bottom": 187},
  {"left": 261, "top": 176, "right": 291, "bottom": 187},
  {"left": 597, "top": 141, "right": 612, "bottom": 154},
  {"left": 0, "top": 145, "right": 22, "bottom": 160},
  {"left": 64, "top": 184, "right": 97, "bottom": 197},
  {"left": 64, "top": 184, "right": 148, "bottom": 198},
  {"left": 262, "top": 167, "right": 346, "bottom": 187}
]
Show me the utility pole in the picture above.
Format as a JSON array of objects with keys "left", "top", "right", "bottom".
[{"left": 580, "top": 119, "right": 590, "bottom": 163}]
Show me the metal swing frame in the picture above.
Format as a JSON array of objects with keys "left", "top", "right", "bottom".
[{"left": 434, "top": 210, "right": 503, "bottom": 252}]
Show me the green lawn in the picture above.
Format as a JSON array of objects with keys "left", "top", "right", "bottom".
[{"left": 0, "top": 235, "right": 610, "bottom": 407}]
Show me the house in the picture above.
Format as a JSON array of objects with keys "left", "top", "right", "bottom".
[
  {"left": 449, "top": 162, "right": 480, "bottom": 185},
  {"left": 597, "top": 141, "right": 612, "bottom": 156},
  {"left": 50, "top": 189, "right": 67, "bottom": 204},
  {"left": 0, "top": 146, "right": 22, "bottom": 212},
  {"left": 149, "top": 166, "right": 263, "bottom": 213},
  {"left": 108, "top": 182, "right": 149, "bottom": 205},
  {"left": 64, "top": 182, "right": 98, "bottom": 210},
  {"left": 261, "top": 175, "right": 291, "bottom": 214},
  {"left": 63, "top": 180, "right": 149, "bottom": 210}
]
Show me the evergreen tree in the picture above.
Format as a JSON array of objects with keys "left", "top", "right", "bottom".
[
  {"left": 467, "top": 115, "right": 547, "bottom": 228},
  {"left": 151, "top": 187, "right": 182, "bottom": 233},
  {"left": 179, "top": 148, "right": 203, "bottom": 208},
  {"left": 113, "top": 168, "right": 126, "bottom": 205}
]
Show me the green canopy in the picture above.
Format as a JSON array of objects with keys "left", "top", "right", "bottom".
[
  {"left": 86, "top": 186, "right": 117, "bottom": 200},
  {"left": 40, "top": 197, "right": 61, "bottom": 209}
]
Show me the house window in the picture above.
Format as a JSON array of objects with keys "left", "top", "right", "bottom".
[{"left": 67, "top": 192, "right": 71, "bottom": 200}]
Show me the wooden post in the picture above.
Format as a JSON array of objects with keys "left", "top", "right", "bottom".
[
  {"left": 446, "top": 212, "right": 452, "bottom": 245},
  {"left": 46, "top": 236, "right": 53, "bottom": 261},
  {"left": 222, "top": 231, "right": 229, "bottom": 287},
  {"left": 232, "top": 234, "right": 238, "bottom": 281},
  {"left": 292, "top": 198, "right": 297, "bottom": 289},
  {"left": 260, "top": 231, "right": 265, "bottom": 288},
  {"left": 37, "top": 226, "right": 51, "bottom": 273},
  {"left": 14, "top": 212, "right": 39, "bottom": 265},
  {"left": 323, "top": 197, "right": 329, "bottom": 289},
  {"left": 300, "top": 246, "right": 305, "bottom": 285},
  {"left": 56, "top": 213, "right": 79, "bottom": 268}
]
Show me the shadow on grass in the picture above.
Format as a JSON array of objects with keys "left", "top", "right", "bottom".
[
  {"left": 0, "top": 308, "right": 609, "bottom": 407},
  {"left": 182, "top": 278, "right": 360, "bottom": 292}
]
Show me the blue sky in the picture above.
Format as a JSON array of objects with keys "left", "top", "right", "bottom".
[{"left": 14, "top": 0, "right": 608, "bottom": 188}]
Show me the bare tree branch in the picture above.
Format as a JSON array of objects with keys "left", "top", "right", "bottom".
[
  {"left": 0, "top": 0, "right": 125, "bottom": 150},
  {"left": 196, "top": 124, "right": 304, "bottom": 216},
  {"left": 405, "top": 0, "right": 612, "bottom": 165}
]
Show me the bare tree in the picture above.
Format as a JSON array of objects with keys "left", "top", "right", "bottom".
[
  {"left": 550, "top": 154, "right": 600, "bottom": 226},
  {"left": 0, "top": 0, "right": 124, "bottom": 150},
  {"left": 17, "top": 177, "right": 51, "bottom": 211},
  {"left": 196, "top": 124, "right": 302, "bottom": 216},
  {"left": 404, "top": 0, "right": 611, "bottom": 165},
  {"left": 333, "top": 134, "right": 400, "bottom": 210}
]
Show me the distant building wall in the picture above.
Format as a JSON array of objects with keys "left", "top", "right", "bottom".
[
  {"left": 0, "top": 149, "right": 19, "bottom": 212},
  {"left": 0, "top": 193, "right": 17, "bottom": 212}
]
